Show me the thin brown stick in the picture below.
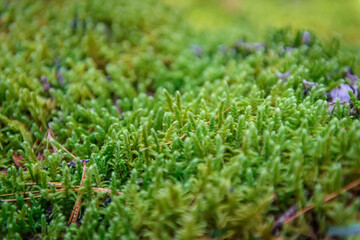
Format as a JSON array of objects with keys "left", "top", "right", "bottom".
[
  {"left": 32, "top": 139, "right": 38, "bottom": 151},
  {"left": 162, "top": 130, "right": 193, "bottom": 147},
  {"left": 0, "top": 188, "right": 79, "bottom": 198},
  {"left": 50, "top": 143, "right": 58, "bottom": 154},
  {"left": 0, "top": 189, "right": 67, "bottom": 201},
  {"left": 68, "top": 162, "right": 87, "bottom": 225},
  {"left": 46, "top": 129, "right": 50, "bottom": 152},
  {"left": 34, "top": 128, "right": 49, "bottom": 155},
  {"left": 205, "top": 105, "right": 233, "bottom": 124},
  {"left": 141, "top": 105, "right": 233, "bottom": 152},
  {"left": 92, "top": 187, "right": 123, "bottom": 195},
  {"left": 48, "top": 130, "right": 77, "bottom": 159},
  {"left": 25, "top": 182, "right": 65, "bottom": 188},
  {"left": 0, "top": 190, "right": 42, "bottom": 197},
  {"left": 1, "top": 195, "right": 43, "bottom": 202},
  {"left": 0, "top": 187, "right": 122, "bottom": 201},
  {"left": 57, "top": 142, "right": 76, "bottom": 159},
  {"left": 284, "top": 178, "right": 360, "bottom": 224},
  {"left": 23, "top": 182, "right": 123, "bottom": 194}
]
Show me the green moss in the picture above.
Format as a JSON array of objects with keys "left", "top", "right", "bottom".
[{"left": 1, "top": 0, "right": 360, "bottom": 239}]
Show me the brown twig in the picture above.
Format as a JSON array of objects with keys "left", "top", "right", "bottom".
[
  {"left": 283, "top": 178, "right": 360, "bottom": 224},
  {"left": 47, "top": 130, "right": 77, "bottom": 159},
  {"left": 1, "top": 128, "right": 123, "bottom": 228},
  {"left": 25, "top": 182, "right": 65, "bottom": 188},
  {"left": 0, "top": 189, "right": 65, "bottom": 201},
  {"left": 68, "top": 162, "right": 87, "bottom": 225},
  {"left": 1, "top": 195, "right": 44, "bottom": 202},
  {"left": 34, "top": 128, "right": 48, "bottom": 155},
  {"left": 46, "top": 129, "right": 50, "bottom": 152},
  {"left": 0, "top": 186, "right": 122, "bottom": 202}
]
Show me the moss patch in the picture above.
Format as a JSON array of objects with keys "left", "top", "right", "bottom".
[{"left": 1, "top": 0, "right": 360, "bottom": 239}]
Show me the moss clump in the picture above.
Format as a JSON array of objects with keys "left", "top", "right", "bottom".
[{"left": 1, "top": 0, "right": 360, "bottom": 239}]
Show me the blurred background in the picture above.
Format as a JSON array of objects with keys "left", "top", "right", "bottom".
[{"left": 163, "top": 0, "right": 360, "bottom": 49}]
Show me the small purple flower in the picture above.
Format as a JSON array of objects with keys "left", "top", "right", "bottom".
[
  {"left": 106, "top": 75, "right": 112, "bottom": 82},
  {"left": 344, "top": 67, "right": 359, "bottom": 83},
  {"left": 102, "top": 198, "right": 111, "bottom": 205},
  {"left": 60, "top": 159, "right": 90, "bottom": 167},
  {"left": 56, "top": 69, "right": 64, "bottom": 86},
  {"left": 40, "top": 75, "right": 51, "bottom": 92},
  {"left": 250, "top": 42, "right": 266, "bottom": 50},
  {"left": 303, "top": 79, "right": 318, "bottom": 93},
  {"left": 278, "top": 47, "right": 294, "bottom": 56},
  {"left": 191, "top": 45, "right": 203, "bottom": 57},
  {"left": 233, "top": 39, "right": 265, "bottom": 52},
  {"left": 285, "top": 47, "right": 294, "bottom": 53},
  {"left": 112, "top": 97, "right": 122, "bottom": 118},
  {"left": 326, "top": 83, "right": 355, "bottom": 113},
  {"left": 272, "top": 205, "right": 297, "bottom": 236},
  {"left": 344, "top": 67, "right": 360, "bottom": 98},
  {"left": 327, "top": 84, "right": 353, "bottom": 103},
  {"left": 302, "top": 31, "right": 311, "bottom": 45},
  {"left": 277, "top": 71, "right": 291, "bottom": 82}
]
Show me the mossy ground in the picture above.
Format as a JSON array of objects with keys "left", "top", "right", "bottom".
[{"left": 1, "top": 0, "right": 360, "bottom": 239}]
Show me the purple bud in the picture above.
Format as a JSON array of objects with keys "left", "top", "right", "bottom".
[
  {"left": 113, "top": 97, "right": 122, "bottom": 118},
  {"left": 103, "top": 198, "right": 111, "bottom": 205},
  {"left": 137, "top": 178, "right": 144, "bottom": 184},
  {"left": 302, "top": 31, "right": 311, "bottom": 45},
  {"left": 327, "top": 84, "right": 354, "bottom": 104},
  {"left": 285, "top": 47, "right": 294, "bottom": 53},
  {"left": 56, "top": 69, "right": 64, "bottom": 86},
  {"left": 344, "top": 67, "right": 359, "bottom": 98},
  {"left": 251, "top": 42, "right": 266, "bottom": 50},
  {"left": 344, "top": 67, "right": 360, "bottom": 85},
  {"left": 106, "top": 75, "right": 112, "bottom": 82},
  {"left": 41, "top": 75, "right": 51, "bottom": 91},
  {"left": 326, "top": 83, "right": 355, "bottom": 113},
  {"left": 303, "top": 79, "right": 318, "bottom": 93},
  {"left": 233, "top": 39, "right": 265, "bottom": 52},
  {"left": 272, "top": 205, "right": 297, "bottom": 236},
  {"left": 278, "top": 47, "right": 294, "bottom": 55},
  {"left": 60, "top": 159, "right": 90, "bottom": 167},
  {"left": 192, "top": 45, "right": 203, "bottom": 57},
  {"left": 277, "top": 71, "right": 291, "bottom": 82},
  {"left": 82, "top": 159, "right": 90, "bottom": 164}
]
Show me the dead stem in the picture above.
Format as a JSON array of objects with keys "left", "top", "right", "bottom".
[
  {"left": 283, "top": 178, "right": 360, "bottom": 224},
  {"left": 68, "top": 162, "right": 87, "bottom": 225}
]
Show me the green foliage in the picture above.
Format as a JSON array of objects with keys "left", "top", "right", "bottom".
[{"left": 1, "top": 0, "right": 360, "bottom": 239}]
